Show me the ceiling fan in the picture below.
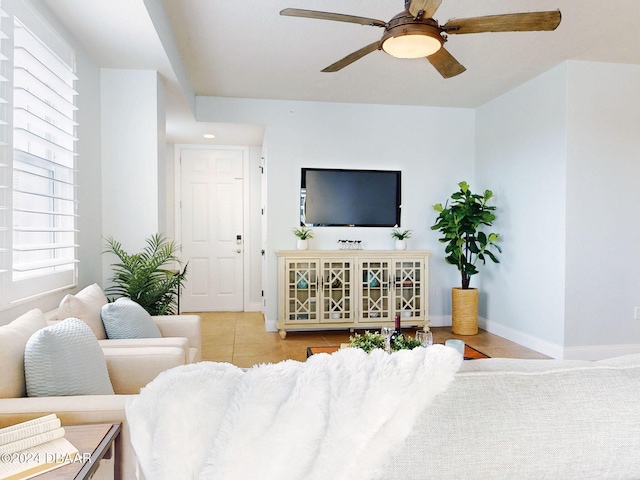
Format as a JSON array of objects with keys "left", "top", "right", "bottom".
[{"left": 280, "top": 0, "right": 561, "bottom": 78}]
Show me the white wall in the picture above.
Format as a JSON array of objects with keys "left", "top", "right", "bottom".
[
  {"left": 165, "top": 143, "right": 176, "bottom": 237},
  {"left": 247, "top": 146, "right": 264, "bottom": 311},
  {"left": 74, "top": 42, "right": 104, "bottom": 295},
  {"left": 476, "top": 61, "right": 640, "bottom": 359},
  {"left": 563, "top": 61, "right": 640, "bottom": 359},
  {"left": 100, "top": 69, "right": 164, "bottom": 288},
  {"left": 156, "top": 78, "right": 168, "bottom": 235},
  {"left": 475, "top": 64, "right": 569, "bottom": 358},
  {"left": 196, "top": 97, "right": 476, "bottom": 330}
]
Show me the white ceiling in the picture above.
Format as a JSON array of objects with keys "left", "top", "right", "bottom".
[{"left": 41, "top": 0, "right": 640, "bottom": 146}]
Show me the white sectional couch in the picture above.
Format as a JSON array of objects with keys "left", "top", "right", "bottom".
[
  {"left": 381, "top": 354, "right": 640, "bottom": 479},
  {"left": 125, "top": 347, "right": 640, "bottom": 480}
]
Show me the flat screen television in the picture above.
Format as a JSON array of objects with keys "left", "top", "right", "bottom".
[{"left": 300, "top": 168, "right": 401, "bottom": 227}]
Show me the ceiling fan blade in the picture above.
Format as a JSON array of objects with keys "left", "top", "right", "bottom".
[
  {"left": 322, "top": 42, "right": 380, "bottom": 72},
  {"left": 427, "top": 47, "right": 466, "bottom": 78},
  {"left": 408, "top": 0, "right": 442, "bottom": 18},
  {"left": 444, "top": 11, "right": 561, "bottom": 34},
  {"left": 280, "top": 8, "right": 386, "bottom": 27}
]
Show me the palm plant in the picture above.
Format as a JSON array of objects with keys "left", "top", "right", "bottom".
[{"left": 104, "top": 233, "right": 188, "bottom": 315}]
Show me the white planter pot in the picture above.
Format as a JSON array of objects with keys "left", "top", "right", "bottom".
[
  {"left": 395, "top": 239, "right": 407, "bottom": 250},
  {"left": 296, "top": 239, "right": 309, "bottom": 251}
]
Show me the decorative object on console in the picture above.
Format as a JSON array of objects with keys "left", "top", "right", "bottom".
[
  {"left": 391, "top": 228, "right": 411, "bottom": 250},
  {"left": 431, "top": 181, "right": 501, "bottom": 335},
  {"left": 104, "top": 233, "right": 188, "bottom": 315},
  {"left": 293, "top": 225, "right": 313, "bottom": 250},
  {"left": 295, "top": 272, "right": 309, "bottom": 289},
  {"left": 337, "top": 239, "right": 362, "bottom": 250}
]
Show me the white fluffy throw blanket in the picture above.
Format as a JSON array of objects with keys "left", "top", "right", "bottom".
[{"left": 126, "top": 345, "right": 462, "bottom": 480}]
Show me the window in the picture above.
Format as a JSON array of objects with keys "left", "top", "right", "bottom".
[{"left": 0, "top": 0, "right": 78, "bottom": 303}]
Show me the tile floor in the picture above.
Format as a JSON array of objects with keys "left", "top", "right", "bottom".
[{"left": 196, "top": 311, "right": 549, "bottom": 367}]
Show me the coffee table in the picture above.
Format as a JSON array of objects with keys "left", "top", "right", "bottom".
[
  {"left": 38, "top": 423, "right": 122, "bottom": 480},
  {"left": 307, "top": 344, "right": 489, "bottom": 359}
]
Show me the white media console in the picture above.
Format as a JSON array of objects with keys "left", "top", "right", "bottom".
[{"left": 276, "top": 250, "right": 430, "bottom": 339}]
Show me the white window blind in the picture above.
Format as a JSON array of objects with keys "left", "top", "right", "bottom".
[
  {"left": 0, "top": 0, "right": 78, "bottom": 303},
  {"left": 0, "top": 2, "right": 9, "bottom": 304}
]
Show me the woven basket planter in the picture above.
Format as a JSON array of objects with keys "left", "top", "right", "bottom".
[{"left": 451, "top": 287, "right": 478, "bottom": 335}]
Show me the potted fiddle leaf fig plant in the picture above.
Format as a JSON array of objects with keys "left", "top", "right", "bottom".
[{"left": 431, "top": 181, "right": 502, "bottom": 335}]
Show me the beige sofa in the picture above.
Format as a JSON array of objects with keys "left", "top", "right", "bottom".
[{"left": 0, "top": 303, "right": 202, "bottom": 479}]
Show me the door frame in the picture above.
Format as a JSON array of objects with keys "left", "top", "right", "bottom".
[{"left": 174, "top": 144, "right": 260, "bottom": 312}]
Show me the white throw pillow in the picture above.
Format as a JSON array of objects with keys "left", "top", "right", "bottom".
[
  {"left": 24, "top": 317, "right": 114, "bottom": 397},
  {"left": 101, "top": 297, "right": 162, "bottom": 339},
  {"left": 0, "top": 309, "right": 47, "bottom": 398},
  {"left": 58, "top": 283, "right": 108, "bottom": 340}
]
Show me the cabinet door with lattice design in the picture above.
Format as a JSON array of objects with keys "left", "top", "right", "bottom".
[
  {"left": 393, "top": 259, "right": 424, "bottom": 320},
  {"left": 359, "top": 259, "right": 391, "bottom": 322},
  {"left": 320, "top": 259, "right": 352, "bottom": 322},
  {"left": 285, "top": 259, "right": 319, "bottom": 323}
]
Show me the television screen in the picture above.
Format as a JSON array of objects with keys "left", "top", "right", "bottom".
[{"left": 300, "top": 168, "right": 401, "bottom": 227}]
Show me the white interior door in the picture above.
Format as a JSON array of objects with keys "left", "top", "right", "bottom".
[{"left": 180, "top": 148, "right": 244, "bottom": 311}]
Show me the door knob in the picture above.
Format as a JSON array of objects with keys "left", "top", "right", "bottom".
[{"left": 234, "top": 249, "right": 242, "bottom": 253}]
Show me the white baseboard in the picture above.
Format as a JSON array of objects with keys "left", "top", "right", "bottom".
[
  {"left": 430, "top": 314, "right": 562, "bottom": 358},
  {"left": 562, "top": 344, "right": 640, "bottom": 361},
  {"left": 265, "top": 315, "right": 277, "bottom": 332},
  {"left": 480, "top": 317, "right": 564, "bottom": 359},
  {"left": 480, "top": 319, "right": 640, "bottom": 360}
]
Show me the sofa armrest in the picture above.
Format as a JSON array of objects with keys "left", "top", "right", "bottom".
[
  {"left": 103, "top": 346, "right": 186, "bottom": 394},
  {"left": 152, "top": 315, "right": 201, "bottom": 362}
]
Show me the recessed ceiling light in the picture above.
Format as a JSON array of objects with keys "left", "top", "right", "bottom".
[{"left": 203, "top": 134, "right": 215, "bottom": 139}]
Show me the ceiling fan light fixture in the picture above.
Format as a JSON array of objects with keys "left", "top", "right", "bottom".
[
  {"left": 381, "top": 22, "right": 443, "bottom": 59},
  {"left": 382, "top": 33, "right": 442, "bottom": 58}
]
